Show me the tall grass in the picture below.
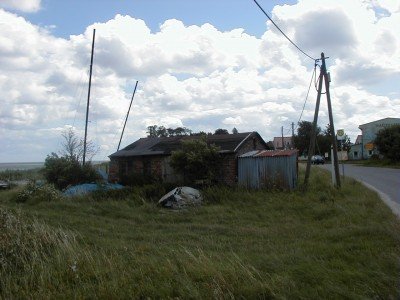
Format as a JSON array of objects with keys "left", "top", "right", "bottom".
[
  {"left": 0, "top": 167, "right": 399, "bottom": 298},
  {"left": 0, "top": 168, "right": 43, "bottom": 181}
]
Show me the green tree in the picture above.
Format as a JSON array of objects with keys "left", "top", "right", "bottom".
[
  {"left": 147, "top": 125, "right": 192, "bottom": 137},
  {"left": 170, "top": 138, "right": 221, "bottom": 184},
  {"left": 232, "top": 127, "right": 239, "bottom": 134},
  {"left": 293, "top": 121, "right": 322, "bottom": 156},
  {"left": 374, "top": 125, "right": 400, "bottom": 161},
  {"left": 214, "top": 128, "right": 229, "bottom": 135}
]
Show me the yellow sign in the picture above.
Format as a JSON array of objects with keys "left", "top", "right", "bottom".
[
  {"left": 365, "top": 143, "right": 374, "bottom": 150},
  {"left": 337, "top": 129, "right": 345, "bottom": 140}
]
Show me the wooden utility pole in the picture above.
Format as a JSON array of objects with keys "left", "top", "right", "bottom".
[
  {"left": 304, "top": 52, "right": 341, "bottom": 188},
  {"left": 83, "top": 28, "right": 95, "bottom": 166},
  {"left": 117, "top": 81, "right": 139, "bottom": 151},
  {"left": 281, "top": 126, "right": 284, "bottom": 149}
]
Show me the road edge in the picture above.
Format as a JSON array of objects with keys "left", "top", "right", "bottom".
[{"left": 359, "top": 180, "right": 400, "bottom": 219}]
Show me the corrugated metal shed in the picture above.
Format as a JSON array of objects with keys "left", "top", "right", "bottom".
[{"left": 238, "top": 150, "right": 298, "bottom": 190}]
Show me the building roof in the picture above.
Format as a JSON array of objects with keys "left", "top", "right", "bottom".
[
  {"left": 109, "top": 132, "right": 267, "bottom": 158},
  {"left": 359, "top": 117, "right": 400, "bottom": 129},
  {"left": 239, "top": 149, "right": 298, "bottom": 158}
]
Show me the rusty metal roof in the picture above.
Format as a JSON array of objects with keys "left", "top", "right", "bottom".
[{"left": 240, "top": 149, "right": 298, "bottom": 158}]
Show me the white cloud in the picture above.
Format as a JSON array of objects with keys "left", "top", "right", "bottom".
[
  {"left": 0, "top": 0, "right": 41, "bottom": 12},
  {"left": 0, "top": 1, "right": 399, "bottom": 162},
  {"left": 223, "top": 116, "right": 243, "bottom": 125}
]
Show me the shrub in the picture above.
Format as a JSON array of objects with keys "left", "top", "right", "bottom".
[
  {"left": 15, "top": 182, "right": 61, "bottom": 203},
  {"left": 374, "top": 125, "right": 400, "bottom": 161},
  {"left": 43, "top": 153, "right": 100, "bottom": 190},
  {"left": 170, "top": 137, "right": 221, "bottom": 184}
]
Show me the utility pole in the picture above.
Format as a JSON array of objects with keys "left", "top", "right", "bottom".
[
  {"left": 83, "top": 28, "right": 95, "bottom": 166},
  {"left": 304, "top": 52, "right": 341, "bottom": 188},
  {"left": 117, "top": 81, "right": 139, "bottom": 151},
  {"left": 281, "top": 126, "right": 284, "bottom": 149}
]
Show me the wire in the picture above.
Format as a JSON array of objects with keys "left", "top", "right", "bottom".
[
  {"left": 314, "top": 64, "right": 326, "bottom": 95},
  {"left": 252, "top": 0, "right": 316, "bottom": 61},
  {"left": 295, "top": 65, "right": 316, "bottom": 132}
]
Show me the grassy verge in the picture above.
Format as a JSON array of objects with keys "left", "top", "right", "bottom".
[
  {"left": 0, "top": 168, "right": 44, "bottom": 181},
  {"left": 1, "top": 167, "right": 399, "bottom": 298}
]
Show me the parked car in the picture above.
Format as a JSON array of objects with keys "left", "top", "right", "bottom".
[{"left": 311, "top": 155, "right": 325, "bottom": 164}]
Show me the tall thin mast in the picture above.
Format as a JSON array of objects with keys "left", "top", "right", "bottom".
[
  {"left": 117, "top": 81, "right": 139, "bottom": 151},
  {"left": 83, "top": 28, "right": 95, "bottom": 166}
]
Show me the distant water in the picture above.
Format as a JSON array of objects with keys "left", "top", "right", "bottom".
[
  {"left": 0, "top": 162, "right": 45, "bottom": 171},
  {"left": 0, "top": 161, "right": 107, "bottom": 171}
]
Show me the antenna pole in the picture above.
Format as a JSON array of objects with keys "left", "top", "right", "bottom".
[
  {"left": 83, "top": 28, "right": 95, "bottom": 166},
  {"left": 117, "top": 81, "right": 139, "bottom": 151}
]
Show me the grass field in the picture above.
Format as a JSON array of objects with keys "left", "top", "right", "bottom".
[{"left": 1, "top": 167, "right": 399, "bottom": 298}]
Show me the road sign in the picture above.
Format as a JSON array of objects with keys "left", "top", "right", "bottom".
[{"left": 337, "top": 129, "right": 345, "bottom": 140}]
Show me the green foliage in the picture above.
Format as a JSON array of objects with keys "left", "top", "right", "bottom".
[
  {"left": 294, "top": 121, "right": 321, "bottom": 155},
  {"left": 89, "top": 187, "right": 134, "bottom": 201},
  {"left": 214, "top": 128, "right": 229, "bottom": 135},
  {"left": 375, "top": 125, "right": 400, "bottom": 161},
  {"left": 15, "top": 182, "right": 61, "bottom": 203},
  {"left": 43, "top": 153, "right": 100, "bottom": 190},
  {"left": 0, "top": 167, "right": 400, "bottom": 298},
  {"left": 0, "top": 169, "right": 43, "bottom": 182},
  {"left": 170, "top": 137, "right": 221, "bottom": 184},
  {"left": 294, "top": 122, "right": 352, "bottom": 157},
  {"left": 147, "top": 125, "right": 192, "bottom": 137}
]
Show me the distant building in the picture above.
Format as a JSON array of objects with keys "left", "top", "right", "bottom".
[
  {"left": 273, "top": 136, "right": 293, "bottom": 150},
  {"left": 349, "top": 117, "right": 400, "bottom": 160}
]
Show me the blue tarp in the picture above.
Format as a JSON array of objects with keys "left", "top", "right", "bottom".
[{"left": 63, "top": 183, "right": 124, "bottom": 196}]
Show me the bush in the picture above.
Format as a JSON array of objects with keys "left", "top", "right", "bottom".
[
  {"left": 15, "top": 182, "right": 61, "bottom": 203},
  {"left": 374, "top": 125, "right": 400, "bottom": 161},
  {"left": 43, "top": 153, "right": 100, "bottom": 190},
  {"left": 170, "top": 137, "right": 221, "bottom": 184}
]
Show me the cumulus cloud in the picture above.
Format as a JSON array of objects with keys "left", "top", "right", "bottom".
[
  {"left": 0, "top": 0, "right": 41, "bottom": 12},
  {"left": 0, "top": 1, "right": 399, "bottom": 162}
]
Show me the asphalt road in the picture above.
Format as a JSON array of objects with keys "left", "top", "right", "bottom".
[{"left": 317, "top": 163, "right": 400, "bottom": 216}]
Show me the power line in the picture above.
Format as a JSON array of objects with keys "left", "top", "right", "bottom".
[
  {"left": 295, "top": 65, "right": 316, "bottom": 131},
  {"left": 252, "top": 0, "right": 316, "bottom": 61}
]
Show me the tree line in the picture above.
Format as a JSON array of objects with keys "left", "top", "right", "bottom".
[{"left": 146, "top": 125, "right": 239, "bottom": 138}]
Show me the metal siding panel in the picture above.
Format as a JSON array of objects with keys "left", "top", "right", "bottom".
[{"left": 238, "top": 153, "right": 297, "bottom": 190}]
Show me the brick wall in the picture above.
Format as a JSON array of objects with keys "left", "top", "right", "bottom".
[
  {"left": 218, "top": 135, "right": 268, "bottom": 186},
  {"left": 109, "top": 134, "right": 268, "bottom": 186}
]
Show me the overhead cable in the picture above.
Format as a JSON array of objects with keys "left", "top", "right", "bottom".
[
  {"left": 252, "top": 0, "right": 316, "bottom": 61},
  {"left": 295, "top": 65, "right": 316, "bottom": 131}
]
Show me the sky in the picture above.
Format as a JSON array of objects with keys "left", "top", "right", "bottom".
[{"left": 0, "top": 0, "right": 399, "bottom": 162}]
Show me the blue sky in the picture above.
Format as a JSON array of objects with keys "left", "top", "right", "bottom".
[
  {"left": 21, "top": 0, "right": 296, "bottom": 38},
  {"left": 0, "top": 0, "right": 399, "bottom": 162}
]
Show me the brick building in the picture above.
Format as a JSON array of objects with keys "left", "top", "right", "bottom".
[
  {"left": 273, "top": 136, "right": 293, "bottom": 150},
  {"left": 108, "top": 132, "right": 268, "bottom": 186}
]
